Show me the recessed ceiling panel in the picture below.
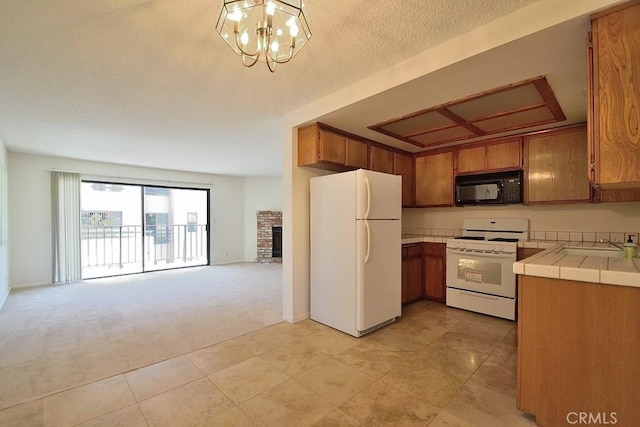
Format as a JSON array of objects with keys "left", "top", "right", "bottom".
[
  {"left": 368, "top": 76, "right": 566, "bottom": 149},
  {"left": 474, "top": 106, "right": 555, "bottom": 133},
  {"left": 448, "top": 84, "right": 544, "bottom": 120},
  {"left": 411, "top": 127, "right": 477, "bottom": 146},
  {"left": 379, "top": 111, "right": 454, "bottom": 137}
]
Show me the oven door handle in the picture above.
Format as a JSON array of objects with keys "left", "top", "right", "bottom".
[{"left": 446, "top": 248, "right": 515, "bottom": 258}]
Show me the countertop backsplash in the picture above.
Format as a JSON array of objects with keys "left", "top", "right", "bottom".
[{"left": 402, "top": 228, "right": 640, "bottom": 244}]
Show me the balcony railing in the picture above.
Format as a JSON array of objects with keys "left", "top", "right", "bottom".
[{"left": 81, "top": 224, "right": 208, "bottom": 278}]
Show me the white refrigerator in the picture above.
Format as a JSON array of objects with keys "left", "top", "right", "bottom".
[{"left": 310, "top": 169, "right": 401, "bottom": 337}]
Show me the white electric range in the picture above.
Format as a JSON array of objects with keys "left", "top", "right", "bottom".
[{"left": 445, "top": 218, "right": 529, "bottom": 320}]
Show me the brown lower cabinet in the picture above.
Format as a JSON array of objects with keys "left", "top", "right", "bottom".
[
  {"left": 401, "top": 244, "right": 423, "bottom": 304},
  {"left": 516, "top": 247, "right": 544, "bottom": 260},
  {"left": 423, "top": 243, "right": 446, "bottom": 303},
  {"left": 402, "top": 242, "right": 446, "bottom": 304}
]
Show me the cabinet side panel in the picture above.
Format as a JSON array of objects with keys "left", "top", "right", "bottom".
[{"left": 298, "top": 125, "right": 319, "bottom": 166}]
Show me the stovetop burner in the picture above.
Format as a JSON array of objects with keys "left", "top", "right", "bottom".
[
  {"left": 488, "top": 237, "right": 520, "bottom": 242},
  {"left": 455, "top": 236, "right": 485, "bottom": 240}
]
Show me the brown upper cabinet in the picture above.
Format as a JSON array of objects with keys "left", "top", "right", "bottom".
[
  {"left": 456, "top": 138, "right": 522, "bottom": 175},
  {"left": 298, "top": 123, "right": 368, "bottom": 171},
  {"left": 346, "top": 138, "right": 368, "bottom": 169},
  {"left": 524, "top": 124, "right": 591, "bottom": 204},
  {"left": 415, "top": 151, "right": 454, "bottom": 207},
  {"left": 369, "top": 146, "right": 394, "bottom": 174},
  {"left": 589, "top": 1, "right": 640, "bottom": 198},
  {"left": 393, "top": 152, "right": 414, "bottom": 207}
]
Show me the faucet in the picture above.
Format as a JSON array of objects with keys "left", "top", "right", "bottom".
[{"left": 599, "top": 238, "right": 623, "bottom": 250}]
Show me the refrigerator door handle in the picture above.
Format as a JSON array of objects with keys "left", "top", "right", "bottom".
[
  {"left": 364, "top": 220, "right": 371, "bottom": 263},
  {"left": 364, "top": 175, "right": 371, "bottom": 219}
]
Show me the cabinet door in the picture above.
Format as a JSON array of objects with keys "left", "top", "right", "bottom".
[
  {"left": 402, "top": 247, "right": 409, "bottom": 304},
  {"left": 457, "top": 146, "right": 485, "bottom": 174},
  {"left": 369, "top": 146, "right": 394, "bottom": 174},
  {"left": 424, "top": 255, "right": 445, "bottom": 303},
  {"left": 525, "top": 126, "right": 591, "bottom": 204},
  {"left": 402, "top": 244, "right": 422, "bottom": 304},
  {"left": 593, "top": 4, "right": 640, "bottom": 185},
  {"left": 394, "top": 153, "right": 414, "bottom": 207},
  {"left": 319, "top": 130, "right": 346, "bottom": 165},
  {"left": 346, "top": 138, "right": 368, "bottom": 169},
  {"left": 415, "top": 152, "right": 453, "bottom": 206},
  {"left": 486, "top": 139, "right": 522, "bottom": 170}
]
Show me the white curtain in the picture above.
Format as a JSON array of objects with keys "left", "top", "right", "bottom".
[{"left": 51, "top": 172, "right": 81, "bottom": 284}]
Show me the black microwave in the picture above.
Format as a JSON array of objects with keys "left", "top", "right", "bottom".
[{"left": 455, "top": 170, "right": 522, "bottom": 206}]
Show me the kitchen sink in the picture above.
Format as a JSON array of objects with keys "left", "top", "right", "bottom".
[{"left": 562, "top": 246, "right": 623, "bottom": 258}]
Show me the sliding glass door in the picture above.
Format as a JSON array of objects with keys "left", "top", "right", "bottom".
[
  {"left": 143, "top": 186, "right": 209, "bottom": 272},
  {"left": 81, "top": 182, "right": 209, "bottom": 279}
]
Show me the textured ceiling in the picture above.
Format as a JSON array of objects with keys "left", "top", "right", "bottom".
[{"left": 0, "top": 0, "right": 563, "bottom": 176}]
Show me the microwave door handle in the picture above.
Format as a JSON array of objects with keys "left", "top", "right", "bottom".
[{"left": 496, "top": 182, "right": 503, "bottom": 201}]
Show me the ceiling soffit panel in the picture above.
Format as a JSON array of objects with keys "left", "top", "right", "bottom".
[{"left": 368, "top": 76, "right": 566, "bottom": 149}]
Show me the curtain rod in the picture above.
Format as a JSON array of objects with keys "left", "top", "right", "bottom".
[{"left": 47, "top": 168, "right": 214, "bottom": 187}]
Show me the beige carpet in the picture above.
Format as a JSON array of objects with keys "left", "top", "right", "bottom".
[{"left": 0, "top": 263, "right": 283, "bottom": 411}]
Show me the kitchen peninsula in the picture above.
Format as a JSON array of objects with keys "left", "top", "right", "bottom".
[{"left": 514, "top": 242, "right": 640, "bottom": 426}]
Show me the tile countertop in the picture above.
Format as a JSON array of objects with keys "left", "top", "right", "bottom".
[
  {"left": 513, "top": 241, "right": 640, "bottom": 288},
  {"left": 401, "top": 235, "right": 448, "bottom": 244}
]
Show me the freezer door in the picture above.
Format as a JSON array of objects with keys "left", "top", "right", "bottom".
[
  {"left": 356, "top": 219, "right": 401, "bottom": 332},
  {"left": 356, "top": 170, "right": 401, "bottom": 220}
]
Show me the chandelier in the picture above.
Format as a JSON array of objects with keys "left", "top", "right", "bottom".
[{"left": 216, "top": 1, "right": 312, "bottom": 72}]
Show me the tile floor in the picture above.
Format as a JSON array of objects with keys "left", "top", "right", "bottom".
[{"left": 0, "top": 300, "right": 536, "bottom": 426}]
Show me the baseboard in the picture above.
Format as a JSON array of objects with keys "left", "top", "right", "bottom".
[
  {"left": 209, "top": 260, "right": 252, "bottom": 266},
  {"left": 0, "top": 290, "right": 7, "bottom": 311},
  {"left": 10, "top": 282, "right": 53, "bottom": 289},
  {"left": 283, "top": 312, "right": 310, "bottom": 323}
]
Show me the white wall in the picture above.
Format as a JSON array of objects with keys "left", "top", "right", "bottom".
[
  {"left": 402, "top": 202, "right": 640, "bottom": 235},
  {"left": 243, "top": 177, "right": 283, "bottom": 261},
  {"left": 8, "top": 152, "right": 245, "bottom": 287},
  {"left": 281, "top": 0, "right": 623, "bottom": 323},
  {"left": 0, "top": 137, "right": 8, "bottom": 308}
]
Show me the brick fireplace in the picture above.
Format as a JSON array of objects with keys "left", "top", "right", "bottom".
[{"left": 256, "top": 210, "right": 282, "bottom": 264}]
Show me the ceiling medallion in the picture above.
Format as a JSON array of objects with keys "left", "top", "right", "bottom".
[{"left": 216, "top": 1, "right": 312, "bottom": 72}]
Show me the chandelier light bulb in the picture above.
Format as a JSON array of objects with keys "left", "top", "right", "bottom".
[
  {"left": 229, "top": 9, "right": 242, "bottom": 22},
  {"left": 216, "top": 0, "right": 312, "bottom": 72},
  {"left": 266, "top": 3, "right": 275, "bottom": 16}
]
